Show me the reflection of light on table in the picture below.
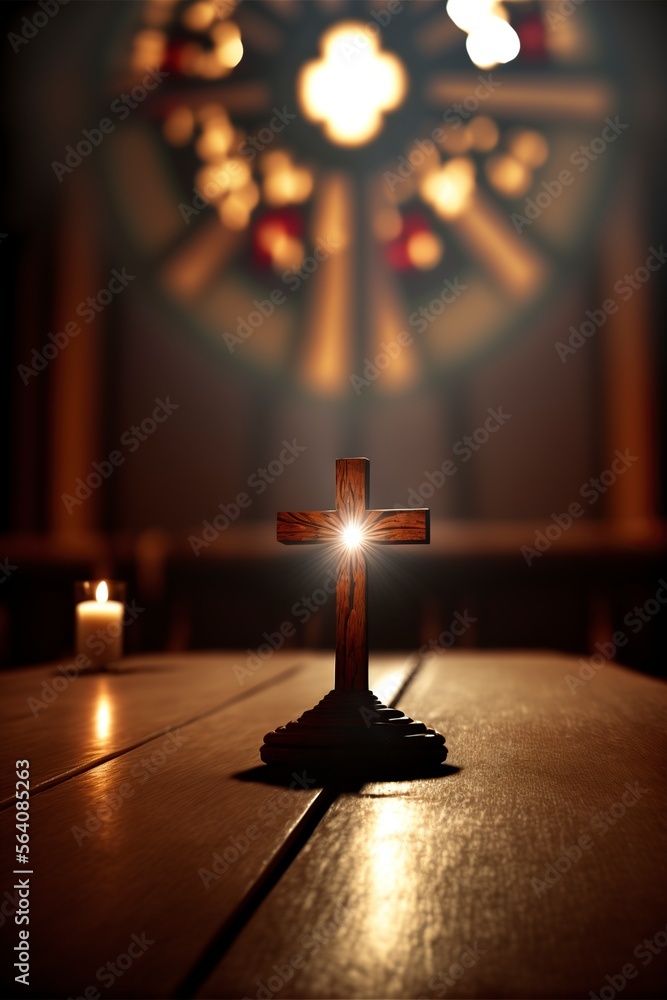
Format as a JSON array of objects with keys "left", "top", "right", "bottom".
[
  {"left": 364, "top": 797, "right": 416, "bottom": 953},
  {"left": 95, "top": 693, "right": 112, "bottom": 743}
]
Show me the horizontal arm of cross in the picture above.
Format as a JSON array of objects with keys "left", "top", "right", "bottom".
[
  {"left": 363, "top": 508, "right": 429, "bottom": 543},
  {"left": 277, "top": 510, "right": 341, "bottom": 544}
]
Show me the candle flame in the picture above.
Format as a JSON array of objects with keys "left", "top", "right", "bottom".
[{"left": 96, "top": 581, "right": 109, "bottom": 603}]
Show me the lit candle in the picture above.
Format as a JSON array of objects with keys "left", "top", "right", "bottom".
[{"left": 75, "top": 581, "right": 124, "bottom": 668}]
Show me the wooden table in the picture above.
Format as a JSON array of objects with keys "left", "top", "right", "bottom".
[{"left": 0, "top": 651, "right": 665, "bottom": 999}]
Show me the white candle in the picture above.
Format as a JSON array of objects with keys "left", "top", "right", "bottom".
[{"left": 76, "top": 581, "right": 124, "bottom": 668}]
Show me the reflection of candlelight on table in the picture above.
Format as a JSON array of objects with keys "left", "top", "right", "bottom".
[
  {"left": 95, "top": 692, "right": 112, "bottom": 742},
  {"left": 75, "top": 581, "right": 124, "bottom": 669}
]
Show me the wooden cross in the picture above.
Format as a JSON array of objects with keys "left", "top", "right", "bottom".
[{"left": 277, "top": 458, "right": 429, "bottom": 692}]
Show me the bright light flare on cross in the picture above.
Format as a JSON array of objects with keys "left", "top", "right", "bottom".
[{"left": 342, "top": 524, "right": 363, "bottom": 549}]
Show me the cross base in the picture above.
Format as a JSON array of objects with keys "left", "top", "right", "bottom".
[{"left": 260, "top": 690, "right": 447, "bottom": 776}]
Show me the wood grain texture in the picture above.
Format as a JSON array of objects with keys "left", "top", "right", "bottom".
[
  {"left": 363, "top": 508, "right": 429, "bottom": 543},
  {"left": 335, "top": 548, "right": 367, "bottom": 691},
  {"left": 335, "top": 457, "right": 369, "bottom": 517},
  {"left": 0, "top": 655, "right": 412, "bottom": 1000},
  {"left": 199, "top": 653, "right": 667, "bottom": 999},
  {"left": 277, "top": 459, "right": 430, "bottom": 694},
  {"left": 276, "top": 510, "right": 338, "bottom": 543},
  {"left": 0, "top": 654, "right": 299, "bottom": 804}
]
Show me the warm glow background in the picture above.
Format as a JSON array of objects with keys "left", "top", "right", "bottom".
[{"left": 0, "top": 0, "right": 665, "bottom": 673}]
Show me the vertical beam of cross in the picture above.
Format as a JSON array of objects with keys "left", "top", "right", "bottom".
[
  {"left": 277, "top": 458, "right": 429, "bottom": 692},
  {"left": 334, "top": 458, "right": 369, "bottom": 690}
]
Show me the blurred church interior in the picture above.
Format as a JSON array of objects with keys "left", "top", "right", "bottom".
[{"left": 1, "top": 0, "right": 665, "bottom": 675}]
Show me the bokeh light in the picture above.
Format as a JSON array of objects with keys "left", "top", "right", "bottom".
[{"left": 298, "top": 22, "right": 407, "bottom": 146}]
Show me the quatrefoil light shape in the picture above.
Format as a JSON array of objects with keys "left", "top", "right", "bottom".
[{"left": 298, "top": 21, "right": 407, "bottom": 147}]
